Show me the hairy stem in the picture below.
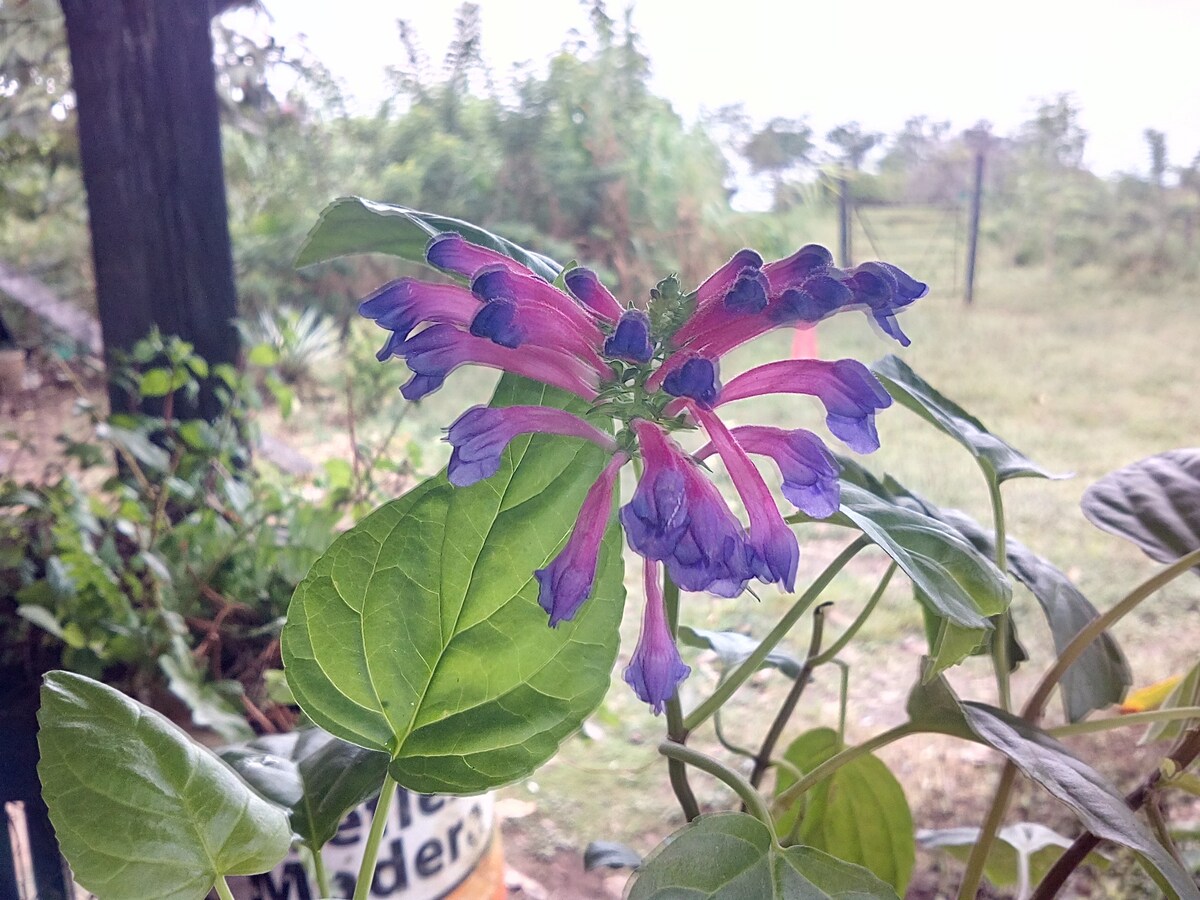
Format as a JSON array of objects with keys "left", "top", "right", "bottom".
[
  {"left": 684, "top": 536, "right": 870, "bottom": 732},
  {"left": 659, "top": 741, "right": 775, "bottom": 838},
  {"left": 353, "top": 775, "right": 397, "bottom": 900}
]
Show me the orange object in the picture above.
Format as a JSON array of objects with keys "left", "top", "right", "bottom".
[{"left": 1118, "top": 674, "right": 1183, "bottom": 714}]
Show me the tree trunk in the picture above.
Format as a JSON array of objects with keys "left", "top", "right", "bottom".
[{"left": 59, "top": 0, "right": 238, "bottom": 421}]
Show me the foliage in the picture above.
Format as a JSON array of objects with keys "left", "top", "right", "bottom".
[{"left": 33, "top": 209, "right": 1200, "bottom": 900}]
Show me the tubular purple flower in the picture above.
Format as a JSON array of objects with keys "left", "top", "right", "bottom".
[
  {"left": 468, "top": 297, "right": 610, "bottom": 372},
  {"left": 604, "top": 309, "right": 654, "bottom": 363},
  {"left": 536, "top": 453, "right": 627, "bottom": 627},
  {"left": 692, "top": 407, "right": 799, "bottom": 593},
  {"left": 389, "top": 324, "right": 601, "bottom": 401},
  {"left": 471, "top": 265, "right": 603, "bottom": 339},
  {"left": 671, "top": 250, "right": 767, "bottom": 346},
  {"left": 619, "top": 420, "right": 753, "bottom": 596},
  {"left": 425, "top": 232, "right": 531, "bottom": 279},
  {"left": 359, "top": 279, "right": 480, "bottom": 356},
  {"left": 623, "top": 558, "right": 691, "bottom": 714},
  {"left": 446, "top": 405, "right": 619, "bottom": 487},
  {"left": 563, "top": 267, "right": 624, "bottom": 324},
  {"left": 762, "top": 243, "right": 835, "bottom": 294},
  {"left": 661, "top": 355, "right": 721, "bottom": 409},
  {"left": 716, "top": 359, "right": 893, "bottom": 454},
  {"left": 697, "top": 425, "right": 841, "bottom": 519}
]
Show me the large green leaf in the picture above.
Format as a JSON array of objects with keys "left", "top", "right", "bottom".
[
  {"left": 871, "top": 355, "right": 1062, "bottom": 485},
  {"left": 1081, "top": 448, "right": 1200, "bottom": 574},
  {"left": 918, "top": 823, "right": 1109, "bottom": 889},
  {"left": 835, "top": 482, "right": 1010, "bottom": 632},
  {"left": 678, "top": 625, "right": 803, "bottom": 679},
  {"left": 282, "top": 376, "right": 625, "bottom": 794},
  {"left": 889, "top": 481, "right": 1130, "bottom": 722},
  {"left": 220, "top": 727, "right": 390, "bottom": 849},
  {"left": 295, "top": 196, "right": 563, "bottom": 281},
  {"left": 774, "top": 728, "right": 914, "bottom": 894},
  {"left": 626, "top": 813, "right": 899, "bottom": 899},
  {"left": 37, "top": 671, "right": 291, "bottom": 900},
  {"left": 905, "top": 668, "right": 1200, "bottom": 899}
]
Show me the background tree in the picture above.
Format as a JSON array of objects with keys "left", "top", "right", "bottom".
[{"left": 742, "top": 116, "right": 813, "bottom": 210}]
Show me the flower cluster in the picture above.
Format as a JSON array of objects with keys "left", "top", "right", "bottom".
[{"left": 361, "top": 233, "right": 925, "bottom": 713}]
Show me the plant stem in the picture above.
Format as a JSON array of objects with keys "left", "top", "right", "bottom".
[
  {"left": 959, "top": 545, "right": 1200, "bottom": 900},
  {"left": 353, "top": 774, "right": 397, "bottom": 900},
  {"left": 662, "top": 572, "right": 701, "bottom": 821},
  {"left": 774, "top": 722, "right": 915, "bottom": 817},
  {"left": 658, "top": 741, "right": 775, "bottom": 838},
  {"left": 214, "top": 877, "right": 236, "bottom": 900},
  {"left": 749, "top": 603, "right": 831, "bottom": 789},
  {"left": 684, "top": 536, "right": 870, "bottom": 732},
  {"left": 812, "top": 563, "right": 896, "bottom": 666},
  {"left": 310, "top": 844, "right": 331, "bottom": 899},
  {"left": 986, "top": 478, "right": 1012, "bottom": 713},
  {"left": 1047, "top": 707, "right": 1200, "bottom": 738}
]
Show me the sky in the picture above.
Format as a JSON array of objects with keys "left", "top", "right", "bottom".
[{"left": 236, "top": 0, "right": 1200, "bottom": 182}]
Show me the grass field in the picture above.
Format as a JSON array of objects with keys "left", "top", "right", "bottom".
[{"left": 268, "top": 205, "right": 1200, "bottom": 896}]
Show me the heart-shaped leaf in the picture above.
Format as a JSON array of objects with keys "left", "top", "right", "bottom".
[
  {"left": 220, "top": 727, "right": 390, "bottom": 849},
  {"left": 295, "top": 197, "right": 562, "bottom": 282},
  {"left": 774, "top": 728, "right": 914, "bottom": 894},
  {"left": 1081, "top": 448, "right": 1200, "bottom": 573},
  {"left": 905, "top": 667, "right": 1199, "bottom": 898},
  {"left": 917, "top": 823, "right": 1109, "bottom": 888},
  {"left": 678, "top": 625, "right": 803, "bottom": 679},
  {"left": 626, "top": 813, "right": 899, "bottom": 899},
  {"left": 282, "top": 377, "right": 625, "bottom": 794},
  {"left": 871, "top": 355, "right": 1064, "bottom": 485},
  {"left": 37, "top": 671, "right": 291, "bottom": 900},
  {"left": 889, "top": 481, "right": 1130, "bottom": 722}
]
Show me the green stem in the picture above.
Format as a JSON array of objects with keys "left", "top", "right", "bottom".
[
  {"left": 713, "top": 705, "right": 757, "bottom": 760},
  {"left": 959, "top": 545, "right": 1200, "bottom": 900},
  {"left": 684, "top": 537, "right": 870, "bottom": 732},
  {"left": 659, "top": 741, "right": 775, "bottom": 838},
  {"left": 1048, "top": 707, "right": 1200, "bottom": 738},
  {"left": 749, "top": 603, "right": 831, "bottom": 789},
  {"left": 774, "top": 722, "right": 915, "bottom": 817},
  {"left": 662, "top": 572, "right": 701, "bottom": 821},
  {"left": 310, "top": 844, "right": 331, "bottom": 899},
  {"left": 812, "top": 563, "right": 896, "bottom": 666},
  {"left": 214, "top": 877, "right": 236, "bottom": 900},
  {"left": 354, "top": 775, "right": 397, "bottom": 900},
  {"left": 986, "top": 478, "right": 1012, "bottom": 713}
]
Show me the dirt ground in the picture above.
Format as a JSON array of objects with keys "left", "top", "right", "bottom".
[{"left": 4, "top": 363, "right": 1198, "bottom": 900}]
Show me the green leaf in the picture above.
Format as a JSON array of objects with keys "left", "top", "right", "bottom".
[
  {"left": 905, "top": 667, "right": 1199, "bottom": 899},
  {"left": 37, "top": 671, "right": 291, "bottom": 900},
  {"left": 1143, "top": 659, "right": 1200, "bottom": 743},
  {"left": 677, "top": 625, "right": 803, "bottom": 679},
  {"left": 295, "top": 197, "right": 563, "bottom": 282},
  {"left": 774, "top": 728, "right": 915, "bottom": 894},
  {"left": 1081, "top": 448, "right": 1200, "bottom": 574},
  {"left": 626, "top": 813, "right": 899, "bottom": 899},
  {"left": 96, "top": 423, "right": 170, "bottom": 471},
  {"left": 159, "top": 651, "right": 253, "bottom": 742},
  {"left": 139, "top": 367, "right": 173, "bottom": 398},
  {"left": 282, "top": 376, "right": 625, "bottom": 793},
  {"left": 247, "top": 343, "right": 280, "bottom": 367},
  {"left": 890, "top": 481, "right": 1130, "bottom": 721},
  {"left": 220, "top": 727, "right": 390, "bottom": 849},
  {"left": 871, "top": 355, "right": 1064, "bottom": 484},
  {"left": 835, "top": 482, "right": 1010, "bottom": 636},
  {"left": 918, "top": 823, "right": 1109, "bottom": 888}
]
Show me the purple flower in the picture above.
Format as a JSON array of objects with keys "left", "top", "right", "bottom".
[
  {"left": 425, "top": 232, "right": 531, "bottom": 279},
  {"left": 661, "top": 355, "right": 721, "bottom": 409},
  {"left": 604, "top": 309, "right": 654, "bottom": 363},
  {"left": 447, "top": 405, "right": 619, "bottom": 487},
  {"left": 693, "top": 407, "right": 799, "bottom": 592},
  {"left": 563, "top": 267, "right": 624, "bottom": 324},
  {"left": 698, "top": 425, "right": 840, "bottom": 519},
  {"left": 620, "top": 420, "right": 754, "bottom": 597},
  {"left": 717, "top": 358, "right": 892, "bottom": 453},
  {"left": 623, "top": 558, "right": 690, "bottom": 714},
  {"left": 536, "top": 454, "right": 627, "bottom": 626},
  {"left": 469, "top": 296, "right": 609, "bottom": 371},
  {"left": 359, "top": 279, "right": 480, "bottom": 356},
  {"left": 471, "top": 265, "right": 602, "bottom": 339},
  {"left": 389, "top": 324, "right": 601, "bottom": 401}
]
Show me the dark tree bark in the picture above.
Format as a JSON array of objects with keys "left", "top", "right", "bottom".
[{"left": 59, "top": 0, "right": 238, "bottom": 421}]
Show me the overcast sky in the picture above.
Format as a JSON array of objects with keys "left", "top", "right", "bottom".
[{"left": 238, "top": 0, "right": 1200, "bottom": 180}]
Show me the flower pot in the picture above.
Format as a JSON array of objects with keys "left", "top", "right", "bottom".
[{"left": 228, "top": 790, "right": 504, "bottom": 900}]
